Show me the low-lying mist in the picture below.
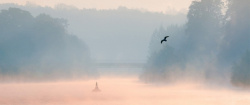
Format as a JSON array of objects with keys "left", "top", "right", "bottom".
[{"left": 0, "top": 76, "right": 250, "bottom": 105}]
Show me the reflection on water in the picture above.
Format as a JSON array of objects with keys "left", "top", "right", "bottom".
[{"left": 0, "top": 76, "right": 250, "bottom": 105}]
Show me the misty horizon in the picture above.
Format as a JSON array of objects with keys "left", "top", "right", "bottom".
[
  {"left": 0, "top": 0, "right": 249, "bottom": 105},
  {"left": 0, "top": 0, "right": 192, "bottom": 14},
  {"left": 0, "top": 3, "right": 188, "bottom": 64}
]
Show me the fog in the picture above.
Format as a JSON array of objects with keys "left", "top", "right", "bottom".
[
  {"left": 0, "top": 0, "right": 249, "bottom": 104},
  {"left": 141, "top": 0, "right": 250, "bottom": 87},
  {"left": 1, "top": 76, "right": 250, "bottom": 105},
  {"left": 0, "top": 8, "right": 96, "bottom": 81},
  {"left": 0, "top": 3, "right": 186, "bottom": 63},
  {"left": 0, "top": 0, "right": 193, "bottom": 13}
]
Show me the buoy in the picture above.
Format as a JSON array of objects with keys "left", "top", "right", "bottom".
[{"left": 92, "top": 82, "right": 101, "bottom": 92}]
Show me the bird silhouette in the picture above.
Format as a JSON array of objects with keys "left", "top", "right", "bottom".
[{"left": 161, "top": 36, "right": 169, "bottom": 44}]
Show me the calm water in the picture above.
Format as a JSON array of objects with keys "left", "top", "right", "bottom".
[{"left": 0, "top": 74, "right": 250, "bottom": 105}]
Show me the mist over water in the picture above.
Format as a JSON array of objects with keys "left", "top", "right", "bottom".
[
  {"left": 0, "top": 0, "right": 249, "bottom": 104},
  {"left": 1, "top": 74, "right": 250, "bottom": 105}
]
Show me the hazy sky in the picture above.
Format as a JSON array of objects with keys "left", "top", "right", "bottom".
[{"left": 0, "top": 0, "right": 193, "bottom": 13}]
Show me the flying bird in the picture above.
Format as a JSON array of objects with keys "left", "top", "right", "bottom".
[{"left": 161, "top": 36, "right": 169, "bottom": 44}]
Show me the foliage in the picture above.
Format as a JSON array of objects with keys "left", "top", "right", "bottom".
[{"left": 0, "top": 8, "right": 93, "bottom": 80}]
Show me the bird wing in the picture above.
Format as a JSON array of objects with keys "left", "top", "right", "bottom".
[
  {"left": 161, "top": 40, "right": 164, "bottom": 44},
  {"left": 164, "top": 36, "right": 168, "bottom": 39}
]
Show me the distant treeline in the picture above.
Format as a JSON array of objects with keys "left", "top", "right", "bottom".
[
  {"left": 0, "top": 8, "right": 96, "bottom": 81},
  {"left": 0, "top": 3, "right": 187, "bottom": 63}
]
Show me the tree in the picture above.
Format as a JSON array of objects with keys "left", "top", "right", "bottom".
[
  {"left": 219, "top": 0, "right": 250, "bottom": 65},
  {"left": 140, "top": 26, "right": 185, "bottom": 83},
  {"left": 222, "top": 0, "right": 250, "bottom": 87},
  {"left": 140, "top": 0, "right": 225, "bottom": 83},
  {"left": 231, "top": 51, "right": 250, "bottom": 87},
  {"left": 185, "top": 0, "right": 223, "bottom": 56},
  {"left": 0, "top": 8, "right": 94, "bottom": 80},
  {"left": 182, "top": 0, "right": 226, "bottom": 81}
]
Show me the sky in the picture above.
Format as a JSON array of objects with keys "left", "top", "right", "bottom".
[{"left": 0, "top": 0, "right": 193, "bottom": 13}]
